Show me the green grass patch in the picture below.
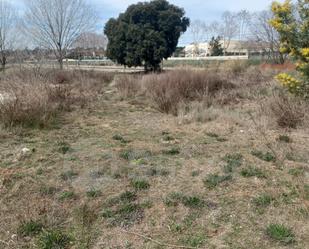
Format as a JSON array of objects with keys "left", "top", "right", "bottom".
[
  {"left": 112, "top": 134, "right": 129, "bottom": 144},
  {"left": 204, "top": 132, "right": 227, "bottom": 143},
  {"left": 162, "top": 147, "right": 180, "bottom": 155},
  {"left": 223, "top": 153, "right": 243, "bottom": 173},
  {"left": 280, "top": 191, "right": 299, "bottom": 204},
  {"left": 240, "top": 166, "right": 266, "bottom": 178},
  {"left": 288, "top": 167, "right": 305, "bottom": 177},
  {"left": 86, "top": 188, "right": 102, "bottom": 198},
  {"left": 57, "top": 141, "right": 71, "bottom": 154},
  {"left": 102, "top": 191, "right": 145, "bottom": 226},
  {"left": 130, "top": 179, "right": 150, "bottom": 191},
  {"left": 191, "top": 170, "right": 201, "bottom": 177},
  {"left": 278, "top": 135, "right": 292, "bottom": 143},
  {"left": 107, "top": 191, "right": 137, "bottom": 207},
  {"left": 181, "top": 234, "right": 207, "bottom": 248},
  {"left": 205, "top": 132, "right": 219, "bottom": 138},
  {"left": 17, "top": 220, "right": 43, "bottom": 237},
  {"left": 38, "top": 230, "right": 72, "bottom": 249},
  {"left": 251, "top": 150, "right": 276, "bottom": 162},
  {"left": 216, "top": 137, "right": 228, "bottom": 142},
  {"left": 253, "top": 194, "right": 274, "bottom": 207},
  {"left": 304, "top": 184, "right": 309, "bottom": 201},
  {"left": 104, "top": 203, "right": 144, "bottom": 226},
  {"left": 162, "top": 133, "right": 175, "bottom": 141},
  {"left": 266, "top": 224, "right": 295, "bottom": 244},
  {"left": 203, "top": 174, "right": 232, "bottom": 189},
  {"left": 182, "top": 196, "right": 206, "bottom": 208},
  {"left": 119, "top": 149, "right": 152, "bottom": 161},
  {"left": 59, "top": 191, "right": 75, "bottom": 201},
  {"left": 164, "top": 192, "right": 206, "bottom": 209}
]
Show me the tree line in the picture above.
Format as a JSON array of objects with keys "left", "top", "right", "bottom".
[
  {"left": 189, "top": 10, "right": 286, "bottom": 63},
  {"left": 0, "top": 0, "right": 303, "bottom": 72}
]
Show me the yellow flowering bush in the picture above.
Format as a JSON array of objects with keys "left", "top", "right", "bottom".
[
  {"left": 276, "top": 73, "right": 302, "bottom": 94},
  {"left": 270, "top": 0, "right": 309, "bottom": 98},
  {"left": 301, "top": 48, "right": 309, "bottom": 57}
]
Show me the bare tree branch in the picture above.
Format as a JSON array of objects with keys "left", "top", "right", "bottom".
[
  {"left": 0, "top": 0, "right": 18, "bottom": 71},
  {"left": 249, "top": 10, "right": 286, "bottom": 64},
  {"left": 23, "top": 0, "right": 98, "bottom": 69}
]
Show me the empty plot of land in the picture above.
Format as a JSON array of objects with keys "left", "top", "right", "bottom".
[{"left": 0, "top": 65, "right": 308, "bottom": 249}]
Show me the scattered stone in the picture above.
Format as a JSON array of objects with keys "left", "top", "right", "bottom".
[{"left": 16, "top": 148, "right": 33, "bottom": 161}]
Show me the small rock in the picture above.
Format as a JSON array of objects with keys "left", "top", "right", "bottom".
[
  {"left": 21, "top": 148, "right": 31, "bottom": 154},
  {"left": 17, "top": 148, "right": 32, "bottom": 161}
]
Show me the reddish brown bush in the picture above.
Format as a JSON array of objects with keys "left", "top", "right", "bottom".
[{"left": 142, "top": 69, "right": 234, "bottom": 114}]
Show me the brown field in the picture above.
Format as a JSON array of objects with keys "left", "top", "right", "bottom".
[{"left": 0, "top": 63, "right": 308, "bottom": 249}]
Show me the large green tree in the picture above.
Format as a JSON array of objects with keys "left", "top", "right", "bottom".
[{"left": 104, "top": 0, "right": 190, "bottom": 71}]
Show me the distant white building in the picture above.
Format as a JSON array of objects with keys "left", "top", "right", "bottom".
[{"left": 184, "top": 40, "right": 255, "bottom": 57}]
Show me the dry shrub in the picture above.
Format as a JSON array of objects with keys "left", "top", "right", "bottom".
[
  {"left": 177, "top": 101, "right": 219, "bottom": 124},
  {"left": 142, "top": 69, "right": 234, "bottom": 114},
  {"left": 267, "top": 92, "right": 306, "bottom": 128},
  {"left": 211, "top": 66, "right": 275, "bottom": 105},
  {"left": 0, "top": 69, "right": 113, "bottom": 128},
  {"left": 237, "top": 66, "right": 273, "bottom": 85},
  {"left": 54, "top": 70, "right": 71, "bottom": 84},
  {"left": 224, "top": 60, "right": 250, "bottom": 76},
  {"left": 0, "top": 81, "right": 60, "bottom": 128},
  {"left": 114, "top": 74, "right": 142, "bottom": 98}
]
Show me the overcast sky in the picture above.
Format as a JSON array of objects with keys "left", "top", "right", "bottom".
[{"left": 11, "top": 0, "right": 278, "bottom": 46}]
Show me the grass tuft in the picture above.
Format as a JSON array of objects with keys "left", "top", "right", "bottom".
[
  {"left": 59, "top": 191, "right": 76, "bottom": 201},
  {"left": 162, "top": 147, "right": 180, "bottom": 155},
  {"left": 86, "top": 188, "right": 102, "bottom": 198},
  {"left": 38, "top": 230, "right": 72, "bottom": 249},
  {"left": 266, "top": 224, "right": 295, "bottom": 244},
  {"left": 223, "top": 153, "right": 243, "bottom": 173},
  {"left": 203, "top": 174, "right": 232, "bottom": 189},
  {"left": 240, "top": 166, "right": 267, "bottom": 178},
  {"left": 112, "top": 134, "right": 129, "bottom": 144},
  {"left": 57, "top": 141, "right": 71, "bottom": 154},
  {"left": 253, "top": 194, "right": 274, "bottom": 207},
  {"left": 278, "top": 135, "right": 292, "bottom": 143},
  {"left": 164, "top": 192, "right": 206, "bottom": 209},
  {"left": 17, "top": 220, "right": 43, "bottom": 237},
  {"left": 182, "top": 234, "right": 207, "bottom": 247},
  {"left": 251, "top": 150, "right": 276, "bottom": 162},
  {"left": 102, "top": 191, "right": 144, "bottom": 226},
  {"left": 130, "top": 179, "right": 150, "bottom": 191}
]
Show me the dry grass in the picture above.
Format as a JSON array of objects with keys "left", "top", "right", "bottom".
[
  {"left": 114, "top": 74, "right": 142, "bottom": 98},
  {"left": 0, "top": 64, "right": 308, "bottom": 249},
  {"left": 265, "top": 92, "right": 307, "bottom": 129},
  {"left": 0, "top": 69, "right": 114, "bottom": 128},
  {"left": 0, "top": 81, "right": 57, "bottom": 128},
  {"left": 177, "top": 101, "right": 220, "bottom": 124},
  {"left": 141, "top": 69, "right": 235, "bottom": 114}
]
